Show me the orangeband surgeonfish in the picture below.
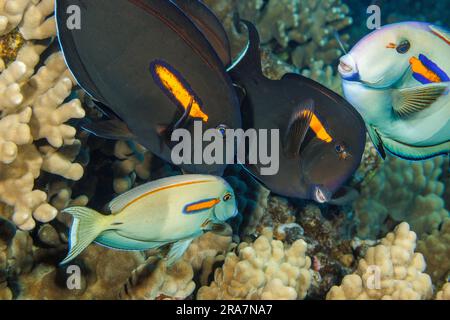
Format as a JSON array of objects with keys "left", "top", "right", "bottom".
[
  {"left": 228, "top": 22, "right": 366, "bottom": 203},
  {"left": 55, "top": 0, "right": 241, "bottom": 175},
  {"left": 339, "top": 22, "right": 450, "bottom": 160},
  {"left": 61, "top": 174, "right": 237, "bottom": 266}
]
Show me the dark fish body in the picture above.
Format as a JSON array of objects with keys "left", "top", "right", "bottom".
[
  {"left": 229, "top": 22, "right": 366, "bottom": 201},
  {"left": 56, "top": 0, "right": 241, "bottom": 175}
]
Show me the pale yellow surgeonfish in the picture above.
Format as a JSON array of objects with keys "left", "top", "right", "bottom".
[{"left": 61, "top": 175, "right": 237, "bottom": 266}]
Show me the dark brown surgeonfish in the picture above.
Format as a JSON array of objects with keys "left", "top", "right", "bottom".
[
  {"left": 228, "top": 22, "right": 367, "bottom": 203},
  {"left": 55, "top": 0, "right": 241, "bottom": 175}
]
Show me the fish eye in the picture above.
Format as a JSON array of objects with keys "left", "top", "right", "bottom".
[
  {"left": 396, "top": 40, "right": 410, "bottom": 54},
  {"left": 217, "top": 124, "right": 228, "bottom": 137},
  {"left": 223, "top": 193, "right": 232, "bottom": 201},
  {"left": 335, "top": 144, "right": 344, "bottom": 153}
]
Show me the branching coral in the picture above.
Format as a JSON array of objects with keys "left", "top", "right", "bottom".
[
  {"left": 0, "top": 1, "right": 86, "bottom": 230},
  {"left": 327, "top": 223, "right": 433, "bottom": 300},
  {"left": 197, "top": 228, "right": 312, "bottom": 300},
  {"left": 354, "top": 156, "right": 449, "bottom": 239}
]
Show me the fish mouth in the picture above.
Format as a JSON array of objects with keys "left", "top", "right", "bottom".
[
  {"left": 313, "top": 185, "right": 332, "bottom": 204},
  {"left": 339, "top": 60, "right": 353, "bottom": 73}
]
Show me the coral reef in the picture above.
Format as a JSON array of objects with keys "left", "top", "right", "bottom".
[
  {"left": 436, "top": 283, "right": 449, "bottom": 300},
  {"left": 197, "top": 228, "right": 312, "bottom": 300},
  {"left": 119, "top": 232, "right": 233, "bottom": 300},
  {"left": 0, "top": 0, "right": 86, "bottom": 230},
  {"left": 417, "top": 218, "right": 449, "bottom": 288},
  {"left": 354, "top": 156, "right": 449, "bottom": 239},
  {"left": 327, "top": 223, "right": 433, "bottom": 300}
]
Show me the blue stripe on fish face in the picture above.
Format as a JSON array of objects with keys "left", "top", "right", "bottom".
[{"left": 341, "top": 72, "right": 361, "bottom": 82}]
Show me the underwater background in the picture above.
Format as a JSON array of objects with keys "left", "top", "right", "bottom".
[{"left": 0, "top": 0, "right": 448, "bottom": 300}]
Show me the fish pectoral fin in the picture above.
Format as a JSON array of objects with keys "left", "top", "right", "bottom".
[
  {"left": 204, "top": 221, "right": 233, "bottom": 237},
  {"left": 283, "top": 99, "right": 315, "bottom": 158},
  {"left": 165, "top": 238, "right": 195, "bottom": 267},
  {"left": 366, "top": 125, "right": 386, "bottom": 159},
  {"left": 392, "top": 83, "right": 448, "bottom": 118},
  {"left": 81, "top": 119, "right": 136, "bottom": 141}
]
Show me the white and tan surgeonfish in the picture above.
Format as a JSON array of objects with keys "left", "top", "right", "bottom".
[
  {"left": 61, "top": 175, "right": 238, "bottom": 266},
  {"left": 339, "top": 22, "right": 450, "bottom": 160}
]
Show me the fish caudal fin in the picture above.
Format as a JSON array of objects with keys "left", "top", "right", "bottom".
[{"left": 61, "top": 207, "right": 108, "bottom": 265}]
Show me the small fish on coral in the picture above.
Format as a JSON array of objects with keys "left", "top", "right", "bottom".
[{"left": 61, "top": 174, "right": 238, "bottom": 266}]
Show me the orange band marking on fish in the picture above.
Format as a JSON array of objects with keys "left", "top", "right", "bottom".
[
  {"left": 303, "top": 111, "right": 333, "bottom": 143},
  {"left": 184, "top": 198, "right": 220, "bottom": 214},
  {"left": 122, "top": 180, "right": 213, "bottom": 210},
  {"left": 409, "top": 57, "right": 442, "bottom": 83},
  {"left": 151, "top": 61, "right": 209, "bottom": 122}
]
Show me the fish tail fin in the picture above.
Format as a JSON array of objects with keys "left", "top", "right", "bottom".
[{"left": 60, "top": 207, "right": 108, "bottom": 265}]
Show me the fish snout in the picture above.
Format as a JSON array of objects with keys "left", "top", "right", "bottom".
[
  {"left": 338, "top": 55, "right": 359, "bottom": 81},
  {"left": 313, "top": 185, "right": 332, "bottom": 204}
]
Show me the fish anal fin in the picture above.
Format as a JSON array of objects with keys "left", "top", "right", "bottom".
[
  {"left": 81, "top": 119, "right": 136, "bottom": 141},
  {"left": 392, "top": 83, "right": 448, "bottom": 118},
  {"left": 367, "top": 125, "right": 386, "bottom": 159},
  {"left": 284, "top": 99, "right": 315, "bottom": 158},
  {"left": 382, "top": 136, "right": 450, "bottom": 161}
]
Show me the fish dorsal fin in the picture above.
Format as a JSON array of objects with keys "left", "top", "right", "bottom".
[
  {"left": 392, "top": 82, "right": 448, "bottom": 118},
  {"left": 227, "top": 21, "right": 263, "bottom": 78},
  {"left": 108, "top": 174, "right": 215, "bottom": 213},
  {"left": 173, "top": 0, "right": 232, "bottom": 67},
  {"left": 283, "top": 99, "right": 315, "bottom": 158},
  {"left": 367, "top": 125, "right": 386, "bottom": 159},
  {"left": 429, "top": 25, "right": 450, "bottom": 45}
]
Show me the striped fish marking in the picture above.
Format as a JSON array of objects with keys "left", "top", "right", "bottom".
[
  {"left": 410, "top": 54, "right": 449, "bottom": 84},
  {"left": 150, "top": 60, "right": 209, "bottom": 122},
  {"left": 183, "top": 198, "right": 220, "bottom": 214},
  {"left": 122, "top": 180, "right": 213, "bottom": 211}
]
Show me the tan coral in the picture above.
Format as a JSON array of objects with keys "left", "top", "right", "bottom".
[
  {"left": 436, "top": 283, "right": 450, "bottom": 300},
  {"left": 119, "top": 232, "right": 232, "bottom": 300},
  {"left": 197, "top": 228, "right": 312, "bottom": 300},
  {"left": 0, "top": 19, "right": 86, "bottom": 229},
  {"left": 18, "top": 0, "right": 55, "bottom": 40},
  {"left": 417, "top": 218, "right": 450, "bottom": 287},
  {"left": 0, "top": 0, "right": 32, "bottom": 36},
  {"left": 327, "top": 223, "right": 433, "bottom": 300}
]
